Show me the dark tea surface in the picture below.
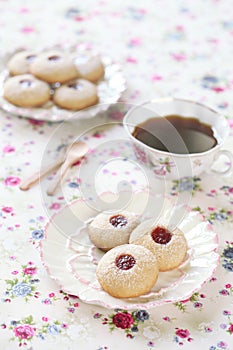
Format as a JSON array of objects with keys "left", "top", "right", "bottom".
[{"left": 132, "top": 115, "right": 217, "bottom": 154}]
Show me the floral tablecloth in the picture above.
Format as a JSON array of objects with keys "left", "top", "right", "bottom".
[{"left": 1, "top": 0, "right": 233, "bottom": 349}]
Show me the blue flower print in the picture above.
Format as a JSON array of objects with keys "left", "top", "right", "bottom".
[
  {"left": 12, "top": 282, "right": 32, "bottom": 297},
  {"left": 223, "top": 21, "right": 233, "bottom": 29},
  {"left": 222, "top": 244, "right": 233, "bottom": 272},
  {"left": 68, "top": 182, "right": 79, "bottom": 188},
  {"left": 215, "top": 213, "right": 227, "bottom": 221},
  {"left": 223, "top": 247, "right": 233, "bottom": 260},
  {"left": 201, "top": 75, "right": 218, "bottom": 89},
  {"left": 177, "top": 177, "right": 195, "bottom": 192},
  {"left": 131, "top": 325, "right": 139, "bottom": 332},
  {"left": 202, "top": 75, "right": 218, "bottom": 83},
  {"left": 171, "top": 176, "right": 201, "bottom": 195},
  {"left": 31, "top": 229, "right": 44, "bottom": 240},
  {"left": 222, "top": 261, "right": 233, "bottom": 272},
  {"left": 47, "top": 324, "right": 59, "bottom": 335},
  {"left": 38, "top": 333, "right": 45, "bottom": 340},
  {"left": 134, "top": 310, "right": 149, "bottom": 322}
]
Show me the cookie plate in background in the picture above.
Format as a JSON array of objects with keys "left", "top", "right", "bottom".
[
  {"left": 0, "top": 47, "right": 126, "bottom": 122},
  {"left": 39, "top": 191, "right": 219, "bottom": 310}
]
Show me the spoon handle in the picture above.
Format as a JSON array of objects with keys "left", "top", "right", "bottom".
[
  {"left": 19, "top": 156, "right": 65, "bottom": 191},
  {"left": 46, "top": 160, "right": 71, "bottom": 196}
]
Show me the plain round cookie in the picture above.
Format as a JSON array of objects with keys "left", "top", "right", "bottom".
[
  {"left": 53, "top": 78, "right": 98, "bottom": 110},
  {"left": 129, "top": 219, "right": 188, "bottom": 271},
  {"left": 88, "top": 210, "right": 140, "bottom": 251},
  {"left": 3, "top": 74, "right": 51, "bottom": 108},
  {"left": 96, "top": 244, "right": 159, "bottom": 298},
  {"left": 74, "top": 55, "right": 105, "bottom": 82},
  {"left": 7, "top": 50, "right": 38, "bottom": 76},
  {"left": 30, "top": 50, "right": 78, "bottom": 83}
]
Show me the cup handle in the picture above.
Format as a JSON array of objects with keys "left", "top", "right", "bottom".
[{"left": 208, "top": 149, "right": 233, "bottom": 175}]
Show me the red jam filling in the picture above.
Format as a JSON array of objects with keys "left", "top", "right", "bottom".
[
  {"left": 68, "top": 82, "right": 83, "bottom": 90},
  {"left": 109, "top": 215, "right": 128, "bottom": 228},
  {"left": 26, "top": 54, "right": 36, "bottom": 62},
  {"left": 151, "top": 226, "right": 172, "bottom": 244},
  {"left": 115, "top": 254, "right": 136, "bottom": 270},
  {"left": 19, "top": 79, "right": 32, "bottom": 87},
  {"left": 48, "top": 55, "right": 60, "bottom": 61}
]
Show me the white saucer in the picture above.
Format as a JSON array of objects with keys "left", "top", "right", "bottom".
[{"left": 40, "top": 191, "right": 219, "bottom": 309}]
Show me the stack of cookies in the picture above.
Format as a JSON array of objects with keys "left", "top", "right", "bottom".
[{"left": 3, "top": 49, "right": 105, "bottom": 110}]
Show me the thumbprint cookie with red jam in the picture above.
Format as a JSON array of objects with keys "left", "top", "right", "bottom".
[
  {"left": 96, "top": 244, "right": 159, "bottom": 298},
  {"left": 88, "top": 210, "right": 140, "bottom": 251},
  {"left": 129, "top": 219, "right": 188, "bottom": 271}
]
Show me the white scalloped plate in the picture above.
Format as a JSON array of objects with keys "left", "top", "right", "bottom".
[
  {"left": 0, "top": 47, "right": 126, "bottom": 122},
  {"left": 40, "top": 191, "right": 219, "bottom": 309}
]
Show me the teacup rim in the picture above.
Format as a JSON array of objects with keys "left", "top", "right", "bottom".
[{"left": 123, "top": 97, "right": 229, "bottom": 158}]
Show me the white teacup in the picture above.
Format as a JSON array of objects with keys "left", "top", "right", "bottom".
[{"left": 123, "top": 97, "right": 233, "bottom": 180}]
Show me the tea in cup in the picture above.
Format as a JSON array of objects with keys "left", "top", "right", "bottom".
[{"left": 123, "top": 98, "right": 232, "bottom": 180}]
